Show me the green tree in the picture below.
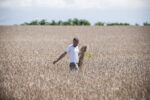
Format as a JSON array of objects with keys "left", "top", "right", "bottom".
[
  {"left": 39, "top": 19, "right": 50, "bottom": 25},
  {"left": 67, "top": 19, "right": 73, "bottom": 25},
  {"left": 72, "top": 18, "right": 80, "bottom": 25},
  {"left": 50, "top": 20, "right": 57, "bottom": 25},
  {"left": 57, "top": 20, "right": 63, "bottom": 25},
  {"left": 29, "top": 20, "right": 39, "bottom": 25},
  {"left": 107, "top": 22, "right": 130, "bottom": 26},
  {"left": 94, "top": 22, "right": 104, "bottom": 26},
  {"left": 62, "top": 22, "right": 69, "bottom": 25},
  {"left": 143, "top": 22, "right": 150, "bottom": 26},
  {"left": 21, "top": 22, "right": 30, "bottom": 25},
  {"left": 79, "top": 19, "right": 91, "bottom": 25},
  {"left": 135, "top": 23, "right": 139, "bottom": 26},
  {"left": 62, "top": 19, "right": 74, "bottom": 25}
]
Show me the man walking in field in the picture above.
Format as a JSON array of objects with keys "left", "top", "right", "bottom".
[{"left": 53, "top": 37, "right": 81, "bottom": 70}]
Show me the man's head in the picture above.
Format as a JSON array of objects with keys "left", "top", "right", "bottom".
[{"left": 73, "top": 37, "right": 79, "bottom": 47}]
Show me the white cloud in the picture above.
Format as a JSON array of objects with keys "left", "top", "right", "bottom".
[
  {"left": 35, "top": 0, "right": 66, "bottom": 8},
  {"left": 72, "top": 0, "right": 150, "bottom": 9},
  {"left": 0, "top": 0, "right": 149, "bottom": 9},
  {"left": 107, "top": 0, "right": 149, "bottom": 9},
  {"left": 72, "top": 0, "right": 102, "bottom": 9},
  {"left": 0, "top": 0, "right": 67, "bottom": 8},
  {"left": 0, "top": 0, "right": 32, "bottom": 7}
]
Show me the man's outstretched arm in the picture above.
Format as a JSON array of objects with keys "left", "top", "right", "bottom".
[{"left": 53, "top": 52, "right": 67, "bottom": 64}]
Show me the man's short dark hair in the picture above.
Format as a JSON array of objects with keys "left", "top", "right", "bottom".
[{"left": 73, "top": 37, "right": 79, "bottom": 42}]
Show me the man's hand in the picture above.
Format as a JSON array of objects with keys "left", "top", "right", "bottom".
[
  {"left": 53, "top": 60, "right": 57, "bottom": 64},
  {"left": 53, "top": 52, "right": 67, "bottom": 65}
]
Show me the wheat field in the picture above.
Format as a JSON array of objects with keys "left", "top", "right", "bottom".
[{"left": 0, "top": 26, "right": 150, "bottom": 100}]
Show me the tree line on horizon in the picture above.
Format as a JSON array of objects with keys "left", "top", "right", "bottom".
[{"left": 21, "top": 18, "right": 150, "bottom": 26}]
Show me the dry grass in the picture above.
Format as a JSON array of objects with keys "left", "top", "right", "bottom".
[{"left": 0, "top": 26, "right": 150, "bottom": 100}]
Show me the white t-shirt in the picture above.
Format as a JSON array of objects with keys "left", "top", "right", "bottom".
[{"left": 65, "top": 44, "right": 79, "bottom": 63}]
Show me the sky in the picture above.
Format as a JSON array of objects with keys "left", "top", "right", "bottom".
[{"left": 0, "top": 0, "right": 150, "bottom": 25}]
